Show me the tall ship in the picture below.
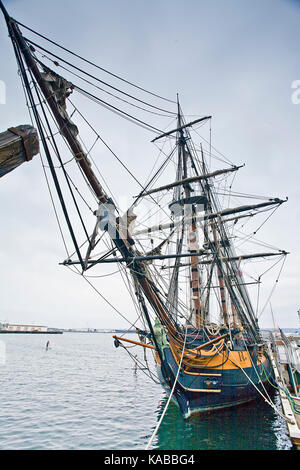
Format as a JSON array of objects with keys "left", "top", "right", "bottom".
[{"left": 0, "top": 2, "right": 289, "bottom": 418}]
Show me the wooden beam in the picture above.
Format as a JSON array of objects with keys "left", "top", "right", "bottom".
[
  {"left": 137, "top": 166, "right": 241, "bottom": 197},
  {"left": 0, "top": 124, "right": 39, "bottom": 177},
  {"left": 113, "top": 335, "right": 155, "bottom": 350},
  {"left": 195, "top": 333, "right": 229, "bottom": 351},
  {"left": 151, "top": 116, "right": 211, "bottom": 143}
]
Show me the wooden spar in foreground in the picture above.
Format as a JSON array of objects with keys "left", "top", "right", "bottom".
[{"left": 0, "top": 125, "right": 39, "bottom": 177}]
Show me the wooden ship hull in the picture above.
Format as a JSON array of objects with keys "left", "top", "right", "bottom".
[{"left": 154, "top": 332, "right": 272, "bottom": 417}]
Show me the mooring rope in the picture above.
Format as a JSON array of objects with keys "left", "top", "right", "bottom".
[
  {"left": 225, "top": 344, "right": 294, "bottom": 424},
  {"left": 259, "top": 355, "right": 300, "bottom": 415},
  {"left": 145, "top": 325, "right": 188, "bottom": 450}
]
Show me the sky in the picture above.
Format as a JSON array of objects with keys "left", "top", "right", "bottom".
[{"left": 0, "top": 0, "right": 299, "bottom": 329}]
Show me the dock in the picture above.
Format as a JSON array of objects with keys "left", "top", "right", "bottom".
[{"left": 268, "top": 332, "right": 300, "bottom": 449}]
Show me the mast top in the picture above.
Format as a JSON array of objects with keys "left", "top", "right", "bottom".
[{"left": 151, "top": 116, "right": 212, "bottom": 143}]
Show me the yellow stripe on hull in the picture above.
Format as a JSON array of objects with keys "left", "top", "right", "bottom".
[{"left": 169, "top": 342, "right": 268, "bottom": 372}]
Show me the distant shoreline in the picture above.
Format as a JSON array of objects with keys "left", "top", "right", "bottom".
[
  {"left": 0, "top": 331, "right": 63, "bottom": 334},
  {"left": 62, "top": 329, "right": 136, "bottom": 334}
]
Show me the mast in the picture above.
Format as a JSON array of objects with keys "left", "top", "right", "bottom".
[
  {"left": 200, "top": 147, "right": 230, "bottom": 328},
  {"left": 211, "top": 220, "right": 230, "bottom": 326},
  {"left": 176, "top": 101, "right": 203, "bottom": 329},
  {"left": 199, "top": 144, "right": 259, "bottom": 338}
]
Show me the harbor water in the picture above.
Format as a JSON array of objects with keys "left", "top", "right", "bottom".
[{"left": 0, "top": 332, "right": 293, "bottom": 450}]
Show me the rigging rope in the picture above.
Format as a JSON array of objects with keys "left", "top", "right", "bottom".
[
  {"left": 145, "top": 324, "right": 188, "bottom": 450},
  {"left": 35, "top": 51, "right": 175, "bottom": 118},
  {"left": 24, "top": 36, "right": 176, "bottom": 114},
  {"left": 67, "top": 98, "right": 166, "bottom": 196},
  {"left": 11, "top": 34, "right": 86, "bottom": 269},
  {"left": 29, "top": 51, "right": 169, "bottom": 133},
  {"left": 29, "top": 71, "right": 92, "bottom": 244},
  {"left": 258, "top": 256, "right": 287, "bottom": 319},
  {"left": 18, "top": 57, "right": 72, "bottom": 259},
  {"left": 74, "top": 84, "right": 163, "bottom": 134},
  {"left": 259, "top": 359, "right": 300, "bottom": 415},
  {"left": 225, "top": 343, "right": 294, "bottom": 424},
  {"left": 14, "top": 18, "right": 176, "bottom": 103},
  {"left": 120, "top": 343, "right": 161, "bottom": 384}
]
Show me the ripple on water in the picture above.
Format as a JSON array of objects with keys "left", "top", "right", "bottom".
[{"left": 0, "top": 333, "right": 293, "bottom": 450}]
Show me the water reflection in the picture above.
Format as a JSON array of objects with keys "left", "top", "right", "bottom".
[{"left": 152, "top": 390, "right": 293, "bottom": 450}]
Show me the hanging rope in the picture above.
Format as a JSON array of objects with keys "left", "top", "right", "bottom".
[
  {"left": 145, "top": 325, "right": 188, "bottom": 450},
  {"left": 258, "top": 256, "right": 287, "bottom": 319},
  {"left": 259, "top": 359, "right": 300, "bottom": 415}
]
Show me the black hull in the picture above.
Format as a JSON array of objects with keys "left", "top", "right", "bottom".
[{"left": 157, "top": 346, "right": 273, "bottom": 419}]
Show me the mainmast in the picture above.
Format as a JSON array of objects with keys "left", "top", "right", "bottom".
[{"left": 202, "top": 158, "right": 261, "bottom": 339}]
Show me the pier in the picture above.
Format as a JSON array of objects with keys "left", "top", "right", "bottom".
[{"left": 268, "top": 335, "right": 300, "bottom": 449}]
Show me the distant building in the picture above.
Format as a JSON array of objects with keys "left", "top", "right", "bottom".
[{"left": 0, "top": 322, "right": 62, "bottom": 334}]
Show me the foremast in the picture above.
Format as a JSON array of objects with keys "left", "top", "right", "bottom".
[{"left": 174, "top": 102, "right": 204, "bottom": 329}]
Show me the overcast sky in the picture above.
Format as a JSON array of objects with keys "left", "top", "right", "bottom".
[{"left": 0, "top": 0, "right": 299, "bottom": 329}]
